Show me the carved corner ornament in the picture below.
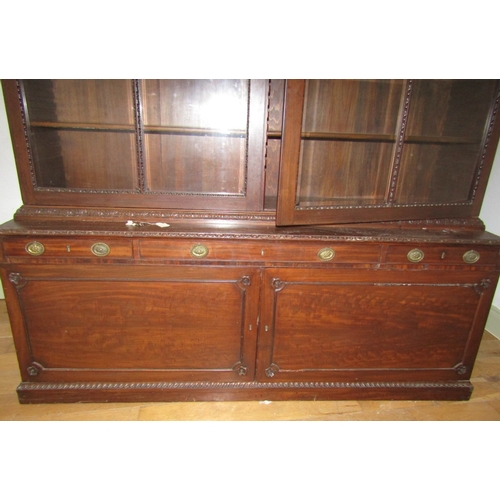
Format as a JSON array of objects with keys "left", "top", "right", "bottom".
[
  {"left": 9, "top": 272, "right": 27, "bottom": 289},
  {"left": 265, "top": 363, "right": 280, "bottom": 378},
  {"left": 454, "top": 363, "right": 468, "bottom": 376},
  {"left": 232, "top": 362, "right": 248, "bottom": 376},
  {"left": 271, "top": 278, "right": 286, "bottom": 292},
  {"left": 474, "top": 279, "right": 491, "bottom": 295},
  {"left": 236, "top": 276, "right": 252, "bottom": 291},
  {"left": 27, "top": 362, "right": 44, "bottom": 377}
]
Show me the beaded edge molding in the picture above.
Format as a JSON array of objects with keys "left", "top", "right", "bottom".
[{"left": 18, "top": 381, "right": 472, "bottom": 391}]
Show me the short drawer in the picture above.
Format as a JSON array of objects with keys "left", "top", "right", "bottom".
[
  {"left": 385, "top": 245, "right": 499, "bottom": 266},
  {"left": 139, "top": 239, "right": 381, "bottom": 264},
  {"left": 3, "top": 237, "right": 134, "bottom": 259}
]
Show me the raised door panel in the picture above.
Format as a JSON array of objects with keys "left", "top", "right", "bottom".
[
  {"left": 257, "top": 268, "right": 496, "bottom": 382},
  {"left": 4, "top": 265, "right": 259, "bottom": 382}
]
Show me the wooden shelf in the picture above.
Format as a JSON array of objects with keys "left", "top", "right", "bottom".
[
  {"left": 144, "top": 125, "right": 246, "bottom": 138},
  {"left": 30, "top": 121, "right": 135, "bottom": 133},
  {"left": 30, "top": 121, "right": 247, "bottom": 138},
  {"left": 294, "top": 131, "right": 481, "bottom": 145},
  {"left": 31, "top": 124, "right": 478, "bottom": 145},
  {"left": 301, "top": 132, "right": 396, "bottom": 143}
]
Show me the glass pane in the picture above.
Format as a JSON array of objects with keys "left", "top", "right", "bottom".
[
  {"left": 302, "top": 79, "right": 403, "bottom": 135},
  {"left": 142, "top": 79, "right": 249, "bottom": 195},
  {"left": 296, "top": 79, "right": 403, "bottom": 208},
  {"left": 297, "top": 141, "right": 395, "bottom": 206},
  {"left": 396, "top": 143, "right": 483, "bottom": 204},
  {"left": 395, "top": 80, "right": 497, "bottom": 205},
  {"left": 23, "top": 79, "right": 137, "bottom": 190}
]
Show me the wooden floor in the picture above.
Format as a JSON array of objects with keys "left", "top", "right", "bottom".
[{"left": 1, "top": 299, "right": 500, "bottom": 421}]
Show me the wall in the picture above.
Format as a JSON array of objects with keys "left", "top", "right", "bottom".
[
  {"left": 0, "top": 85, "right": 22, "bottom": 226},
  {"left": 1, "top": 84, "right": 500, "bottom": 308},
  {"left": 479, "top": 144, "right": 500, "bottom": 297}
]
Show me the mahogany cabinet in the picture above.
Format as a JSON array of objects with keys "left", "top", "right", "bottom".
[{"left": 1, "top": 79, "right": 500, "bottom": 403}]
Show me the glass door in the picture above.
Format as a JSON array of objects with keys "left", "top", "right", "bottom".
[
  {"left": 277, "top": 79, "right": 500, "bottom": 226},
  {"left": 8, "top": 79, "right": 268, "bottom": 212}
]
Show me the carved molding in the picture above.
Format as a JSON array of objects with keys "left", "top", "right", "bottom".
[
  {"left": 390, "top": 79, "right": 413, "bottom": 205},
  {"left": 14, "top": 206, "right": 276, "bottom": 222},
  {"left": 132, "top": 79, "right": 145, "bottom": 193},
  {"left": 16, "top": 81, "right": 38, "bottom": 190},
  {"left": 17, "top": 380, "right": 473, "bottom": 391},
  {"left": 8, "top": 212, "right": 499, "bottom": 246}
]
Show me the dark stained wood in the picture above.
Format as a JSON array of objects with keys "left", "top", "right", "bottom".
[
  {"left": 1, "top": 79, "right": 500, "bottom": 404},
  {"left": 257, "top": 268, "right": 497, "bottom": 382},
  {"left": 276, "top": 79, "right": 500, "bottom": 226},
  {"left": 10, "top": 266, "right": 259, "bottom": 382},
  {"left": 2, "top": 79, "right": 268, "bottom": 212}
]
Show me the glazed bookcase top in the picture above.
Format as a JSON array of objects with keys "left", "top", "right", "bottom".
[{"left": 2, "top": 79, "right": 500, "bottom": 228}]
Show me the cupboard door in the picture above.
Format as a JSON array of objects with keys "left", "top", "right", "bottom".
[
  {"left": 140, "top": 79, "right": 266, "bottom": 210},
  {"left": 277, "top": 79, "right": 500, "bottom": 226},
  {"left": 3, "top": 79, "right": 268, "bottom": 211},
  {"left": 257, "top": 268, "right": 496, "bottom": 382},
  {"left": 4, "top": 265, "right": 259, "bottom": 383}
]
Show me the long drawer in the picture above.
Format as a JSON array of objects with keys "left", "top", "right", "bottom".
[{"left": 139, "top": 239, "right": 382, "bottom": 264}]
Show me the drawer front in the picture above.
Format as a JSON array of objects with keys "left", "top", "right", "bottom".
[
  {"left": 3, "top": 237, "right": 134, "bottom": 259},
  {"left": 385, "top": 245, "right": 499, "bottom": 266},
  {"left": 139, "top": 239, "right": 381, "bottom": 264}
]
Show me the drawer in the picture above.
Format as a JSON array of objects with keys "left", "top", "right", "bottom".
[
  {"left": 385, "top": 245, "right": 499, "bottom": 266},
  {"left": 139, "top": 239, "right": 381, "bottom": 264},
  {"left": 3, "top": 237, "right": 134, "bottom": 259}
]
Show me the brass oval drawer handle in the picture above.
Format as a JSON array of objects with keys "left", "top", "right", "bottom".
[
  {"left": 191, "top": 244, "right": 209, "bottom": 259},
  {"left": 91, "top": 242, "right": 111, "bottom": 257},
  {"left": 463, "top": 250, "right": 480, "bottom": 264},
  {"left": 25, "top": 241, "right": 45, "bottom": 256},
  {"left": 407, "top": 248, "right": 424, "bottom": 263},
  {"left": 317, "top": 247, "right": 335, "bottom": 262}
]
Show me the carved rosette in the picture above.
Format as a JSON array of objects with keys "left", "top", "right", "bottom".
[
  {"left": 232, "top": 362, "right": 248, "bottom": 376},
  {"left": 239, "top": 276, "right": 251, "bottom": 287},
  {"left": 9, "top": 272, "right": 27, "bottom": 289},
  {"left": 271, "top": 278, "right": 286, "bottom": 292},
  {"left": 454, "top": 364, "right": 467, "bottom": 376},
  {"left": 265, "top": 363, "right": 280, "bottom": 378},
  {"left": 26, "top": 362, "right": 43, "bottom": 377},
  {"left": 474, "top": 279, "right": 491, "bottom": 295}
]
